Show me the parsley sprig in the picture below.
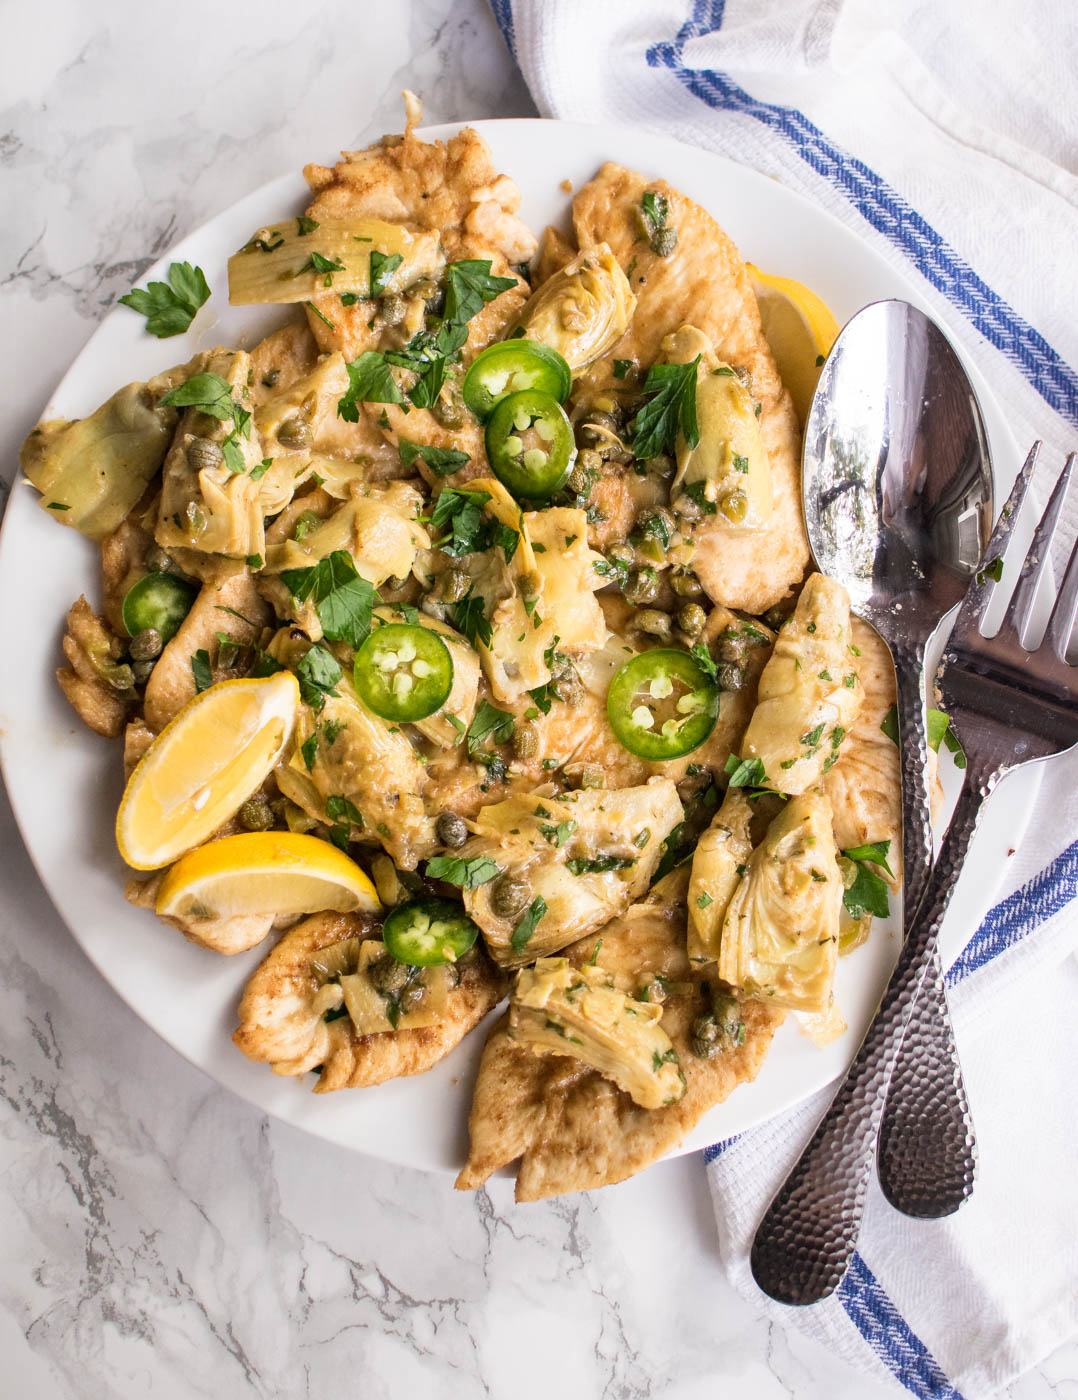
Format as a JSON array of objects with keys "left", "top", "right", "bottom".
[
  {"left": 842, "top": 840, "right": 893, "bottom": 920},
  {"left": 280, "top": 550, "right": 377, "bottom": 651},
  {"left": 120, "top": 261, "right": 210, "bottom": 338},
  {"left": 157, "top": 371, "right": 252, "bottom": 473},
  {"left": 631, "top": 356, "right": 701, "bottom": 460}
]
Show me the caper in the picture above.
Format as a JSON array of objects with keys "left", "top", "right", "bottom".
[
  {"left": 436, "top": 812, "right": 468, "bottom": 848},
  {"left": 670, "top": 570, "right": 703, "bottom": 598},
  {"left": 513, "top": 722, "right": 540, "bottom": 761},
  {"left": 432, "top": 389, "right": 465, "bottom": 430},
  {"left": 761, "top": 604, "right": 789, "bottom": 631},
  {"left": 678, "top": 603, "right": 707, "bottom": 637},
  {"left": 635, "top": 504, "right": 676, "bottom": 545},
  {"left": 672, "top": 493, "right": 703, "bottom": 522},
  {"left": 517, "top": 570, "right": 542, "bottom": 601},
  {"left": 720, "top": 490, "right": 748, "bottom": 524},
  {"left": 261, "top": 368, "right": 280, "bottom": 388},
  {"left": 129, "top": 627, "right": 163, "bottom": 661},
  {"left": 369, "top": 955, "right": 410, "bottom": 995},
  {"left": 417, "top": 279, "right": 445, "bottom": 316},
  {"left": 550, "top": 660, "right": 585, "bottom": 707},
  {"left": 580, "top": 410, "right": 619, "bottom": 444},
  {"left": 380, "top": 293, "right": 406, "bottom": 326},
  {"left": 278, "top": 417, "right": 313, "bottom": 449},
  {"left": 606, "top": 541, "right": 635, "bottom": 569},
  {"left": 399, "top": 983, "right": 426, "bottom": 1014},
  {"left": 633, "top": 608, "right": 672, "bottom": 640},
  {"left": 711, "top": 991, "right": 746, "bottom": 1051},
  {"left": 691, "top": 1014, "right": 720, "bottom": 1058},
  {"left": 623, "top": 566, "right": 660, "bottom": 606},
  {"left": 650, "top": 226, "right": 679, "bottom": 258},
  {"left": 566, "top": 462, "right": 590, "bottom": 496},
  {"left": 717, "top": 629, "right": 748, "bottom": 664},
  {"left": 716, "top": 662, "right": 744, "bottom": 692},
  {"left": 645, "top": 453, "right": 676, "bottom": 480},
  {"left": 144, "top": 546, "right": 175, "bottom": 575},
  {"left": 186, "top": 437, "right": 224, "bottom": 472},
  {"left": 238, "top": 794, "right": 275, "bottom": 831},
  {"left": 490, "top": 874, "right": 531, "bottom": 921},
  {"left": 438, "top": 568, "right": 470, "bottom": 603},
  {"left": 131, "top": 659, "right": 155, "bottom": 685}
]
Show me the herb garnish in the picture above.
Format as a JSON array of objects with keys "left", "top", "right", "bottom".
[
  {"left": 425, "top": 855, "right": 501, "bottom": 888},
  {"left": 467, "top": 699, "right": 515, "bottom": 754},
  {"left": 566, "top": 854, "right": 636, "bottom": 876},
  {"left": 398, "top": 437, "right": 470, "bottom": 477},
  {"left": 338, "top": 351, "right": 407, "bottom": 418},
  {"left": 510, "top": 896, "right": 547, "bottom": 954},
  {"left": 120, "top": 261, "right": 210, "bottom": 338},
  {"left": 724, "top": 754, "right": 767, "bottom": 788},
  {"left": 281, "top": 550, "right": 377, "bottom": 650},
  {"left": 370, "top": 250, "right": 403, "bottom": 296},
  {"left": 842, "top": 840, "right": 893, "bottom": 920},
  {"left": 295, "top": 646, "right": 341, "bottom": 710},
  {"left": 190, "top": 649, "right": 212, "bottom": 693},
  {"left": 444, "top": 259, "right": 517, "bottom": 324},
  {"left": 630, "top": 356, "right": 701, "bottom": 460}
]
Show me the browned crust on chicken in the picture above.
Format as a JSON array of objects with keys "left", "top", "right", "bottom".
[
  {"left": 56, "top": 596, "right": 134, "bottom": 738},
  {"left": 234, "top": 911, "right": 509, "bottom": 1091},
  {"left": 456, "top": 871, "right": 784, "bottom": 1199}
]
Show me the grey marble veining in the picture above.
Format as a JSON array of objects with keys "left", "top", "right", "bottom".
[{"left": 1, "top": 1, "right": 1075, "bottom": 1396}]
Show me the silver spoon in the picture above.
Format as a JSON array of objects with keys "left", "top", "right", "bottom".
[{"left": 749, "top": 300, "right": 994, "bottom": 1304}]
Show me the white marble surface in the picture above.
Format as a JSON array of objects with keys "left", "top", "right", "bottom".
[{"left": 1, "top": 2, "right": 1076, "bottom": 1396}]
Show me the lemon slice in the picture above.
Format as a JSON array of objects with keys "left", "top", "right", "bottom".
[
  {"left": 748, "top": 265, "right": 840, "bottom": 426},
  {"left": 156, "top": 832, "right": 381, "bottom": 921},
  {"left": 117, "top": 672, "right": 300, "bottom": 870}
]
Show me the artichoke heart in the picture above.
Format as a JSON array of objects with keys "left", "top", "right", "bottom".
[
  {"left": 687, "top": 789, "right": 754, "bottom": 965},
  {"left": 263, "top": 480, "right": 430, "bottom": 585},
  {"left": 228, "top": 217, "right": 444, "bottom": 305},
  {"left": 718, "top": 790, "right": 842, "bottom": 1014},
  {"left": 156, "top": 350, "right": 266, "bottom": 560},
  {"left": 664, "top": 325, "right": 773, "bottom": 529},
  {"left": 461, "top": 779, "right": 683, "bottom": 968},
  {"left": 21, "top": 383, "right": 178, "bottom": 540},
  {"left": 509, "top": 958, "right": 685, "bottom": 1109},
  {"left": 741, "top": 573, "right": 865, "bottom": 794},
  {"left": 275, "top": 669, "right": 437, "bottom": 870},
  {"left": 505, "top": 243, "right": 635, "bottom": 372},
  {"left": 334, "top": 939, "right": 452, "bottom": 1034}
]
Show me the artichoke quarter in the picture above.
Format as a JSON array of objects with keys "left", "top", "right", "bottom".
[{"left": 504, "top": 243, "right": 635, "bottom": 372}]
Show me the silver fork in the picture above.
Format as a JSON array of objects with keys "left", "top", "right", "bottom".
[
  {"left": 876, "top": 442, "right": 1078, "bottom": 1215},
  {"left": 750, "top": 443, "right": 1078, "bottom": 1303}
]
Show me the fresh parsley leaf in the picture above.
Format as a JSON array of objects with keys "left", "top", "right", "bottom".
[
  {"left": 159, "top": 372, "right": 235, "bottom": 420},
  {"left": 566, "top": 855, "right": 635, "bottom": 876},
  {"left": 248, "top": 651, "right": 284, "bottom": 678},
  {"left": 527, "top": 682, "right": 554, "bottom": 716},
  {"left": 492, "top": 521, "right": 520, "bottom": 566},
  {"left": 467, "top": 699, "right": 514, "bottom": 753},
  {"left": 370, "top": 250, "right": 403, "bottom": 296},
  {"left": 453, "top": 593, "right": 492, "bottom": 649},
  {"left": 654, "top": 821, "right": 690, "bottom": 880},
  {"left": 398, "top": 437, "right": 470, "bottom": 477},
  {"left": 682, "top": 481, "right": 717, "bottom": 515},
  {"left": 281, "top": 551, "right": 376, "bottom": 650},
  {"left": 296, "top": 215, "right": 319, "bottom": 235},
  {"left": 801, "top": 723, "right": 826, "bottom": 747},
  {"left": 613, "top": 359, "right": 632, "bottom": 379},
  {"left": 431, "top": 486, "right": 491, "bottom": 557},
  {"left": 510, "top": 896, "right": 547, "bottom": 955},
  {"left": 929, "top": 708, "right": 967, "bottom": 769},
  {"left": 292, "top": 510, "right": 321, "bottom": 543},
  {"left": 641, "top": 191, "right": 669, "bottom": 234},
  {"left": 190, "top": 649, "right": 213, "bottom": 693},
  {"left": 295, "top": 645, "right": 341, "bottom": 710},
  {"left": 732, "top": 452, "right": 750, "bottom": 474},
  {"left": 696, "top": 892, "right": 714, "bottom": 909},
  {"left": 120, "top": 261, "right": 210, "bottom": 338},
  {"left": 691, "top": 642, "right": 717, "bottom": 680},
  {"left": 305, "top": 300, "right": 336, "bottom": 330},
  {"left": 539, "top": 818, "right": 577, "bottom": 848},
  {"left": 444, "top": 259, "right": 517, "bottom": 325},
  {"left": 724, "top": 754, "right": 767, "bottom": 788},
  {"left": 338, "top": 351, "right": 406, "bottom": 420},
  {"left": 977, "top": 556, "right": 1004, "bottom": 585},
  {"left": 631, "top": 356, "right": 701, "bottom": 460},
  {"left": 425, "top": 855, "right": 501, "bottom": 889},
  {"left": 249, "top": 457, "right": 273, "bottom": 481},
  {"left": 842, "top": 844, "right": 892, "bottom": 920},
  {"left": 880, "top": 704, "right": 899, "bottom": 746},
  {"left": 385, "top": 321, "right": 469, "bottom": 410},
  {"left": 300, "top": 732, "right": 319, "bottom": 771}
]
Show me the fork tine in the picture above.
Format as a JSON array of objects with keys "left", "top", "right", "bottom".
[
  {"left": 1047, "top": 497, "right": 1078, "bottom": 660},
  {"left": 999, "top": 452, "right": 1074, "bottom": 642},
  {"left": 952, "top": 441, "right": 1041, "bottom": 640}
]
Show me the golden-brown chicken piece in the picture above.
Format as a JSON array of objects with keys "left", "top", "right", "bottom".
[
  {"left": 56, "top": 596, "right": 136, "bottom": 738},
  {"left": 233, "top": 911, "right": 508, "bottom": 1091},
  {"left": 456, "top": 869, "right": 784, "bottom": 1200},
  {"left": 572, "top": 163, "right": 809, "bottom": 612}
]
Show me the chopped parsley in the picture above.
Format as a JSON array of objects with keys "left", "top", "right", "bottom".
[
  {"left": 510, "top": 896, "right": 547, "bottom": 954},
  {"left": 443, "top": 258, "right": 517, "bottom": 324},
  {"left": 630, "top": 355, "right": 701, "bottom": 460},
  {"left": 369, "top": 250, "right": 403, "bottom": 296},
  {"left": 566, "top": 855, "right": 636, "bottom": 876},
  {"left": 725, "top": 754, "right": 767, "bottom": 788},
  {"left": 425, "top": 855, "right": 501, "bottom": 888},
  {"left": 842, "top": 840, "right": 893, "bottom": 920},
  {"left": 295, "top": 645, "right": 342, "bottom": 710},
  {"left": 397, "top": 437, "right": 470, "bottom": 477},
  {"left": 337, "top": 351, "right": 407, "bottom": 420},
  {"left": 466, "top": 699, "right": 514, "bottom": 754},
  {"left": 977, "top": 556, "right": 1004, "bottom": 585},
  {"left": 430, "top": 486, "right": 492, "bottom": 557},
  {"left": 280, "top": 550, "right": 376, "bottom": 650},
  {"left": 190, "top": 649, "right": 212, "bottom": 693}
]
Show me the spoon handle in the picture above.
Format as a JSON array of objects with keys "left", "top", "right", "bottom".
[
  {"left": 746, "top": 639, "right": 932, "bottom": 1303},
  {"left": 749, "top": 771, "right": 988, "bottom": 1304}
]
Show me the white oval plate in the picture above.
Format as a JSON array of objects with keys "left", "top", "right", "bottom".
[{"left": 0, "top": 119, "right": 1035, "bottom": 1175}]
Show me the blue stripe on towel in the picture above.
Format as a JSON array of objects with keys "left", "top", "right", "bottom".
[
  {"left": 839, "top": 1254, "right": 967, "bottom": 1399},
  {"left": 947, "top": 835, "right": 1078, "bottom": 986},
  {"left": 703, "top": 1134, "right": 741, "bottom": 1163},
  {"left": 489, "top": 0, "right": 518, "bottom": 58},
  {"left": 646, "top": 0, "right": 1078, "bottom": 429}
]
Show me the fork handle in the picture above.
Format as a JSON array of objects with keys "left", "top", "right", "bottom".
[
  {"left": 876, "top": 763, "right": 996, "bottom": 1215},
  {"left": 748, "top": 759, "right": 993, "bottom": 1305}
]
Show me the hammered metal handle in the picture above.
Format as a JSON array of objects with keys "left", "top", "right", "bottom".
[
  {"left": 876, "top": 762, "right": 995, "bottom": 1216},
  {"left": 749, "top": 646, "right": 972, "bottom": 1305},
  {"left": 893, "top": 639, "right": 934, "bottom": 926}
]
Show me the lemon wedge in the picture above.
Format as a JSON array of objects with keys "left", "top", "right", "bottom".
[
  {"left": 748, "top": 265, "right": 840, "bottom": 426},
  {"left": 156, "top": 832, "right": 381, "bottom": 921},
  {"left": 117, "top": 672, "right": 300, "bottom": 870}
]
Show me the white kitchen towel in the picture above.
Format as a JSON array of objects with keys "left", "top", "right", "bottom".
[{"left": 489, "top": 2, "right": 1078, "bottom": 1395}]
